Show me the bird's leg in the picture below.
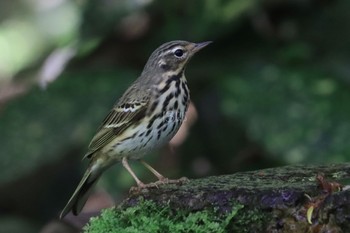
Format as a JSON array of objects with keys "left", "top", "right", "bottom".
[
  {"left": 122, "top": 157, "right": 145, "bottom": 188},
  {"left": 140, "top": 160, "right": 166, "bottom": 181},
  {"left": 140, "top": 159, "right": 189, "bottom": 186}
]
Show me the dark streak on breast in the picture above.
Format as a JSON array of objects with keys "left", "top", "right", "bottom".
[
  {"left": 161, "top": 93, "right": 174, "bottom": 113},
  {"left": 147, "top": 112, "right": 163, "bottom": 129},
  {"left": 119, "top": 132, "right": 137, "bottom": 142},
  {"left": 159, "top": 69, "right": 184, "bottom": 95},
  {"left": 143, "top": 136, "right": 153, "bottom": 147},
  {"left": 174, "top": 100, "right": 178, "bottom": 110},
  {"left": 157, "top": 121, "right": 165, "bottom": 129},
  {"left": 181, "top": 81, "right": 188, "bottom": 98},
  {"left": 148, "top": 100, "right": 158, "bottom": 116},
  {"left": 167, "top": 122, "right": 178, "bottom": 136},
  {"left": 174, "top": 80, "right": 181, "bottom": 97},
  {"left": 157, "top": 130, "right": 162, "bottom": 140}
]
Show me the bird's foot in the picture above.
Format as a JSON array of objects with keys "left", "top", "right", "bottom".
[
  {"left": 129, "top": 177, "right": 189, "bottom": 194},
  {"left": 129, "top": 182, "right": 157, "bottom": 194},
  {"left": 157, "top": 176, "right": 189, "bottom": 185}
]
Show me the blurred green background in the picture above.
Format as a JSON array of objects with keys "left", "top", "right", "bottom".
[{"left": 1, "top": 0, "right": 350, "bottom": 232}]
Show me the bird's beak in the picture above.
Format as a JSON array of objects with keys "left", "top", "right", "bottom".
[{"left": 191, "top": 41, "right": 212, "bottom": 53}]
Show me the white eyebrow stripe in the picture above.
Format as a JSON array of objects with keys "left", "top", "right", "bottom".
[{"left": 171, "top": 46, "right": 185, "bottom": 53}]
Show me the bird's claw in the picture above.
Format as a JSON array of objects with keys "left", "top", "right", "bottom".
[{"left": 129, "top": 177, "right": 189, "bottom": 194}]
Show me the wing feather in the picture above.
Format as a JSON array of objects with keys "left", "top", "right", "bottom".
[{"left": 83, "top": 99, "right": 149, "bottom": 160}]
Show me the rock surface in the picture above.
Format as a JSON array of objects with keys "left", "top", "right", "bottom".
[{"left": 87, "top": 164, "right": 350, "bottom": 232}]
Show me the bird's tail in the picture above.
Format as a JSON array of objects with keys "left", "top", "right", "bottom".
[{"left": 60, "top": 167, "right": 102, "bottom": 219}]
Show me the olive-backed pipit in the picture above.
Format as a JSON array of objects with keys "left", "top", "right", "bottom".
[{"left": 60, "top": 40, "right": 211, "bottom": 218}]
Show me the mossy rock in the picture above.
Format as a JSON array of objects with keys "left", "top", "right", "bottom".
[{"left": 84, "top": 164, "right": 350, "bottom": 232}]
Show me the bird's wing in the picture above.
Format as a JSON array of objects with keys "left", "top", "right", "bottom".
[{"left": 83, "top": 90, "right": 150, "bottom": 160}]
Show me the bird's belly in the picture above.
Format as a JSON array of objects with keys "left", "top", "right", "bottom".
[{"left": 104, "top": 109, "right": 185, "bottom": 160}]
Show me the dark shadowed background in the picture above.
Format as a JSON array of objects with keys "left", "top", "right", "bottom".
[{"left": 1, "top": 0, "right": 350, "bottom": 232}]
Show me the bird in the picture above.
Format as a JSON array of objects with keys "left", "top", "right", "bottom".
[{"left": 60, "top": 40, "right": 211, "bottom": 218}]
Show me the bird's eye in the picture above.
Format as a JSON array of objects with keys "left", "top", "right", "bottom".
[{"left": 174, "top": 49, "right": 184, "bottom": 58}]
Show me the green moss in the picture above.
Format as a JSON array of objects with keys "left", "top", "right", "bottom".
[
  {"left": 228, "top": 208, "right": 268, "bottom": 233},
  {"left": 84, "top": 200, "right": 245, "bottom": 233}
]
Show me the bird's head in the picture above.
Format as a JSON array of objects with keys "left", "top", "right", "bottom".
[{"left": 143, "top": 40, "right": 212, "bottom": 75}]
